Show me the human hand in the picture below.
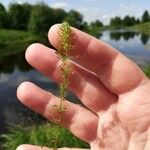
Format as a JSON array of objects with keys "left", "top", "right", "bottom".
[{"left": 17, "top": 25, "right": 150, "bottom": 150}]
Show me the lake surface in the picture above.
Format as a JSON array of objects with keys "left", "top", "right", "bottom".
[
  {"left": 100, "top": 30, "right": 150, "bottom": 66},
  {"left": 0, "top": 30, "right": 150, "bottom": 133}
]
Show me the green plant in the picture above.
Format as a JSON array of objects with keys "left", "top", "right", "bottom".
[
  {"left": 42, "top": 22, "right": 75, "bottom": 149},
  {"left": 0, "top": 123, "right": 89, "bottom": 150},
  {"left": 0, "top": 29, "right": 41, "bottom": 57},
  {"left": 142, "top": 66, "right": 150, "bottom": 78},
  {"left": 54, "top": 22, "right": 73, "bottom": 116}
]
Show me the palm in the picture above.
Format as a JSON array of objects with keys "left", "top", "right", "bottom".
[
  {"left": 17, "top": 25, "right": 150, "bottom": 150},
  {"left": 94, "top": 85, "right": 150, "bottom": 149}
]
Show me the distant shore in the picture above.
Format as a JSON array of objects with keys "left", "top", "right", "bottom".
[{"left": 129, "top": 22, "right": 150, "bottom": 36}]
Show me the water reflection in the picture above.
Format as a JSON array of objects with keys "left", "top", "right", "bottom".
[
  {"left": 100, "top": 30, "right": 150, "bottom": 66},
  {"left": 0, "top": 31, "right": 149, "bottom": 74},
  {"left": 109, "top": 30, "right": 149, "bottom": 45},
  {"left": 110, "top": 31, "right": 139, "bottom": 41},
  {"left": 140, "top": 34, "right": 149, "bottom": 45},
  {"left": 0, "top": 52, "right": 31, "bottom": 74}
]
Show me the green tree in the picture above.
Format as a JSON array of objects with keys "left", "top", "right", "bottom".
[
  {"left": 53, "top": 8, "right": 67, "bottom": 23},
  {"left": 91, "top": 20, "right": 103, "bottom": 27},
  {"left": 123, "top": 16, "right": 130, "bottom": 26},
  {"left": 110, "top": 16, "right": 122, "bottom": 26},
  {"left": 85, "top": 20, "right": 103, "bottom": 37},
  {"left": 28, "top": 3, "right": 56, "bottom": 35},
  {"left": 8, "top": 3, "right": 32, "bottom": 30},
  {"left": 110, "top": 15, "right": 138, "bottom": 27},
  {"left": 130, "top": 16, "right": 136, "bottom": 25},
  {"left": 135, "top": 18, "right": 140, "bottom": 24},
  {"left": 65, "top": 10, "right": 83, "bottom": 29},
  {"left": 0, "top": 3, "right": 7, "bottom": 28},
  {"left": 21, "top": 3, "right": 32, "bottom": 29},
  {"left": 142, "top": 10, "right": 150, "bottom": 23},
  {"left": 122, "top": 15, "right": 136, "bottom": 26},
  {"left": 80, "top": 21, "right": 88, "bottom": 31}
]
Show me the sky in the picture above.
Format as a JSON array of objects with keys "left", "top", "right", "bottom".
[{"left": 1, "top": 0, "right": 150, "bottom": 25}]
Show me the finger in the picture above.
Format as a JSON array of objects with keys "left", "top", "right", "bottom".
[
  {"left": 16, "top": 144, "right": 50, "bottom": 150},
  {"left": 25, "top": 43, "right": 117, "bottom": 114},
  {"left": 16, "top": 144, "right": 89, "bottom": 150},
  {"left": 48, "top": 24, "right": 147, "bottom": 94},
  {"left": 17, "top": 82, "right": 98, "bottom": 142}
]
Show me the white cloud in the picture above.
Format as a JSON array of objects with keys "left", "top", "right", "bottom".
[
  {"left": 9, "top": 0, "right": 37, "bottom": 5},
  {"left": 76, "top": 7, "right": 112, "bottom": 24},
  {"left": 76, "top": 2, "right": 146, "bottom": 24},
  {"left": 118, "top": 4, "right": 143, "bottom": 18},
  {"left": 95, "top": 4, "right": 144, "bottom": 24},
  {"left": 119, "top": 4, "right": 137, "bottom": 12},
  {"left": 51, "top": 2, "right": 67, "bottom": 9},
  {"left": 90, "top": 4, "right": 145, "bottom": 24},
  {"left": 82, "top": 0, "right": 99, "bottom": 2}
]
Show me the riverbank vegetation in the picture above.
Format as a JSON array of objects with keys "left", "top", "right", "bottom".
[
  {"left": 130, "top": 22, "right": 150, "bottom": 36},
  {"left": 0, "top": 29, "right": 41, "bottom": 57},
  {"left": 0, "top": 123, "right": 89, "bottom": 150},
  {"left": 142, "top": 66, "right": 150, "bottom": 78},
  {"left": 0, "top": 2, "right": 150, "bottom": 37},
  {"left": 109, "top": 10, "right": 149, "bottom": 28}
]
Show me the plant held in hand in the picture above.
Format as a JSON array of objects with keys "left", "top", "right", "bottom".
[{"left": 55, "top": 22, "right": 73, "bottom": 114}]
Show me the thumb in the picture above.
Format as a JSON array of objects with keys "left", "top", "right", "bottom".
[{"left": 16, "top": 144, "right": 90, "bottom": 150}]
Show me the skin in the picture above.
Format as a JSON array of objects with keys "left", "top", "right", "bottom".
[{"left": 16, "top": 25, "right": 150, "bottom": 150}]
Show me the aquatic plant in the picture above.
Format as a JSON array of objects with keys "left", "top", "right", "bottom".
[
  {"left": 54, "top": 22, "right": 73, "bottom": 116},
  {"left": 50, "top": 22, "right": 74, "bottom": 149}
]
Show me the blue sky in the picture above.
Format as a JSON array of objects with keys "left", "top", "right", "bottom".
[{"left": 1, "top": 0, "right": 150, "bottom": 24}]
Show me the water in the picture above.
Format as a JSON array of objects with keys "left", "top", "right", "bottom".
[
  {"left": 0, "top": 30, "right": 150, "bottom": 133},
  {"left": 100, "top": 30, "right": 150, "bottom": 66}
]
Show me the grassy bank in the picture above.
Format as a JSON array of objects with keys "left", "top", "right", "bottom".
[
  {"left": 142, "top": 66, "right": 150, "bottom": 78},
  {"left": 0, "top": 29, "right": 44, "bottom": 57},
  {"left": 0, "top": 123, "right": 89, "bottom": 150},
  {"left": 103, "top": 22, "right": 150, "bottom": 36},
  {"left": 130, "top": 22, "right": 150, "bottom": 36}
]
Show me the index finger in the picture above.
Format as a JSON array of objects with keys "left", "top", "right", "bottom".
[{"left": 48, "top": 24, "right": 148, "bottom": 94}]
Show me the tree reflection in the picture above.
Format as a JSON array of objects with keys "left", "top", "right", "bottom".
[
  {"left": 140, "top": 34, "right": 149, "bottom": 45},
  {"left": 110, "top": 31, "right": 139, "bottom": 41},
  {"left": 0, "top": 108, "right": 6, "bottom": 134},
  {"left": 109, "top": 32, "right": 122, "bottom": 41},
  {"left": 0, "top": 51, "right": 32, "bottom": 74}
]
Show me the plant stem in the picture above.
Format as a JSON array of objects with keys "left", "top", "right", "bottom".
[{"left": 56, "top": 22, "right": 72, "bottom": 113}]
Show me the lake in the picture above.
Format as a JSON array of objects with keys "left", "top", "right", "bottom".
[{"left": 0, "top": 30, "right": 150, "bottom": 133}]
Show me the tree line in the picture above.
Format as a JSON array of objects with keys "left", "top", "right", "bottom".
[
  {"left": 110, "top": 10, "right": 150, "bottom": 27},
  {"left": 0, "top": 2, "right": 149, "bottom": 35},
  {"left": 0, "top": 2, "right": 103, "bottom": 35}
]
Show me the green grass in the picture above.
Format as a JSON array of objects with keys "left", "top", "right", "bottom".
[
  {"left": 130, "top": 22, "right": 150, "bottom": 36},
  {"left": 142, "top": 66, "right": 150, "bottom": 78},
  {"left": 0, "top": 123, "right": 90, "bottom": 150},
  {"left": 85, "top": 26, "right": 103, "bottom": 37},
  {"left": 0, "top": 29, "right": 42, "bottom": 57}
]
